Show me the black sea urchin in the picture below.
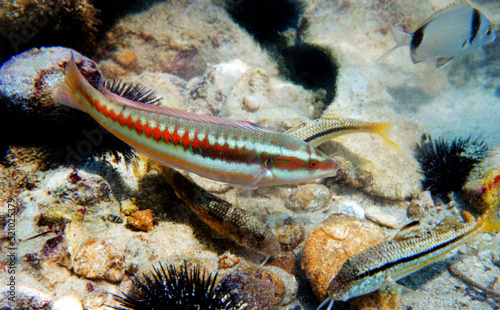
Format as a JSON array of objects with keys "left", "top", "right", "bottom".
[
  {"left": 110, "top": 262, "right": 246, "bottom": 310},
  {"left": 414, "top": 135, "right": 488, "bottom": 201}
]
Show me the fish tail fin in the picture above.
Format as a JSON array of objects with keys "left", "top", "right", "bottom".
[
  {"left": 52, "top": 53, "right": 95, "bottom": 111},
  {"left": 372, "top": 122, "right": 402, "bottom": 151},
  {"left": 481, "top": 200, "right": 500, "bottom": 233},
  {"left": 376, "top": 26, "right": 412, "bottom": 63}
]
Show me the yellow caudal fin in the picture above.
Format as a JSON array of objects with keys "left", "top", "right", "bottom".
[
  {"left": 372, "top": 122, "right": 402, "bottom": 152},
  {"left": 52, "top": 53, "right": 92, "bottom": 111},
  {"left": 481, "top": 200, "right": 500, "bottom": 233}
]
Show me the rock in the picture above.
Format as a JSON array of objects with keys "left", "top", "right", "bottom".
[
  {"left": 462, "top": 147, "right": 500, "bottom": 213},
  {"left": 72, "top": 239, "right": 125, "bottom": 283},
  {"left": 52, "top": 295, "right": 83, "bottom": 310},
  {"left": 120, "top": 198, "right": 139, "bottom": 215},
  {"left": 301, "top": 214, "right": 386, "bottom": 300},
  {"left": 37, "top": 204, "right": 85, "bottom": 227},
  {"left": 95, "top": 1, "right": 275, "bottom": 79},
  {"left": 127, "top": 209, "right": 154, "bottom": 232},
  {"left": 285, "top": 184, "right": 331, "bottom": 212},
  {"left": 219, "top": 263, "right": 286, "bottom": 310},
  {"left": 0, "top": 1, "right": 99, "bottom": 59},
  {"left": 364, "top": 205, "right": 406, "bottom": 229},
  {"left": 113, "top": 50, "right": 137, "bottom": 70},
  {"left": 0, "top": 47, "right": 99, "bottom": 114},
  {"left": 124, "top": 235, "right": 156, "bottom": 274},
  {"left": 218, "top": 252, "right": 240, "bottom": 270},
  {"left": 330, "top": 200, "right": 365, "bottom": 219},
  {"left": 266, "top": 212, "right": 305, "bottom": 250},
  {"left": 408, "top": 190, "right": 434, "bottom": 219}
]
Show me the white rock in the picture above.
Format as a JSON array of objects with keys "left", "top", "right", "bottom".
[{"left": 52, "top": 296, "right": 83, "bottom": 310}]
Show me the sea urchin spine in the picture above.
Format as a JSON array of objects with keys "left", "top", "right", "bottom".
[
  {"left": 110, "top": 261, "right": 246, "bottom": 310},
  {"left": 414, "top": 135, "right": 488, "bottom": 201}
]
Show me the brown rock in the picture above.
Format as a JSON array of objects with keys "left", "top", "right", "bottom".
[
  {"left": 114, "top": 50, "right": 138, "bottom": 70},
  {"left": 301, "top": 214, "right": 386, "bottom": 301},
  {"left": 72, "top": 239, "right": 124, "bottom": 283},
  {"left": 220, "top": 264, "right": 285, "bottom": 310},
  {"left": 127, "top": 209, "right": 154, "bottom": 232}
]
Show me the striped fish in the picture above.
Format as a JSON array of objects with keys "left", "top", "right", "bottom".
[
  {"left": 285, "top": 112, "right": 400, "bottom": 150},
  {"left": 318, "top": 201, "right": 500, "bottom": 310},
  {"left": 52, "top": 55, "right": 339, "bottom": 186},
  {"left": 378, "top": 0, "right": 496, "bottom": 68},
  {"left": 159, "top": 166, "right": 280, "bottom": 255}
]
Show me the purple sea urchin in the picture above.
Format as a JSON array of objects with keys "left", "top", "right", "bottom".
[
  {"left": 414, "top": 135, "right": 488, "bottom": 201},
  {"left": 110, "top": 262, "right": 246, "bottom": 310}
]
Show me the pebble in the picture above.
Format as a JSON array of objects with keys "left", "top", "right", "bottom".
[
  {"left": 218, "top": 252, "right": 240, "bottom": 269},
  {"left": 127, "top": 209, "right": 154, "bottom": 232},
  {"left": 364, "top": 205, "right": 403, "bottom": 229},
  {"left": 120, "top": 198, "right": 139, "bottom": 215},
  {"left": 72, "top": 239, "right": 125, "bottom": 283},
  {"left": 331, "top": 200, "right": 365, "bottom": 219},
  {"left": 285, "top": 184, "right": 331, "bottom": 212},
  {"left": 113, "top": 50, "right": 138, "bottom": 70},
  {"left": 266, "top": 212, "right": 305, "bottom": 250},
  {"left": 301, "top": 214, "right": 386, "bottom": 300},
  {"left": 220, "top": 264, "right": 286, "bottom": 310},
  {"left": 52, "top": 296, "right": 83, "bottom": 310}
]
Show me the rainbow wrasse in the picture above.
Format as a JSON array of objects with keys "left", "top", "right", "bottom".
[
  {"left": 286, "top": 113, "right": 400, "bottom": 150},
  {"left": 52, "top": 56, "right": 339, "bottom": 186},
  {"left": 318, "top": 202, "right": 500, "bottom": 310},
  {"left": 378, "top": 0, "right": 496, "bottom": 68},
  {"left": 160, "top": 167, "right": 280, "bottom": 255}
]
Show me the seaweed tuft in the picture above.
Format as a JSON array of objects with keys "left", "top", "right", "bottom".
[{"left": 414, "top": 135, "right": 488, "bottom": 201}]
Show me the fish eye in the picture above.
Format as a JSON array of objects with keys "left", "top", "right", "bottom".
[
  {"left": 264, "top": 158, "right": 273, "bottom": 168},
  {"left": 254, "top": 233, "right": 265, "bottom": 242},
  {"left": 486, "top": 28, "right": 492, "bottom": 36},
  {"left": 308, "top": 160, "right": 319, "bottom": 169}
]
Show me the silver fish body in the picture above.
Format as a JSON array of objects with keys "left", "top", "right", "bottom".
[
  {"left": 379, "top": 1, "right": 496, "bottom": 67},
  {"left": 410, "top": 1, "right": 496, "bottom": 66}
]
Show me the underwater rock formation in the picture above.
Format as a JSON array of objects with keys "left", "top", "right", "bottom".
[
  {"left": 301, "top": 213, "right": 386, "bottom": 300},
  {"left": 0, "top": 46, "right": 136, "bottom": 165},
  {"left": 463, "top": 147, "right": 500, "bottom": 213},
  {"left": 0, "top": 0, "right": 100, "bottom": 61}
]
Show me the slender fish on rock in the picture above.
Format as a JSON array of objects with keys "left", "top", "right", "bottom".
[
  {"left": 318, "top": 201, "right": 500, "bottom": 310},
  {"left": 159, "top": 166, "right": 280, "bottom": 256},
  {"left": 52, "top": 55, "right": 339, "bottom": 186}
]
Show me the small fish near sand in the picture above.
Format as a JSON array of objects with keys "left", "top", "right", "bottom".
[
  {"left": 158, "top": 166, "right": 280, "bottom": 256},
  {"left": 317, "top": 200, "right": 500, "bottom": 310},
  {"left": 378, "top": 0, "right": 497, "bottom": 68}
]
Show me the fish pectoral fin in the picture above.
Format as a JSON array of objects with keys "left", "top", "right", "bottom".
[
  {"left": 376, "top": 25, "right": 412, "bottom": 63},
  {"left": 410, "top": 51, "right": 424, "bottom": 64},
  {"left": 378, "top": 280, "right": 403, "bottom": 310},
  {"left": 436, "top": 57, "right": 454, "bottom": 68},
  {"left": 435, "top": 214, "right": 464, "bottom": 232},
  {"left": 393, "top": 219, "right": 427, "bottom": 240}
]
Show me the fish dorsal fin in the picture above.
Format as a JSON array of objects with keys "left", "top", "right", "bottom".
[
  {"left": 419, "top": 1, "right": 472, "bottom": 28},
  {"left": 99, "top": 85, "right": 278, "bottom": 134},
  {"left": 434, "top": 215, "right": 464, "bottom": 232},
  {"left": 393, "top": 220, "right": 427, "bottom": 240}
]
